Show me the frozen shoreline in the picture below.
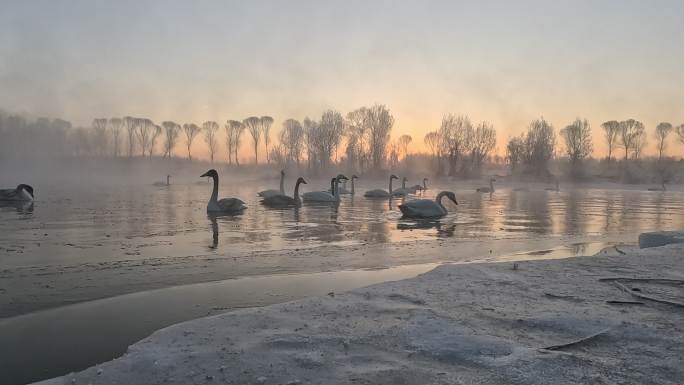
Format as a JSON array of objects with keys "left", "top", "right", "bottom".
[{"left": 35, "top": 234, "right": 684, "bottom": 385}]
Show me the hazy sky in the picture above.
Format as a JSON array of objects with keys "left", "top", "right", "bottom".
[{"left": 1, "top": 0, "right": 683, "bottom": 159}]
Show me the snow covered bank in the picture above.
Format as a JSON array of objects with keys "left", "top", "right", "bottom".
[{"left": 36, "top": 237, "right": 684, "bottom": 385}]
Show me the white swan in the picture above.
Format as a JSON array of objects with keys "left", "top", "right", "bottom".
[
  {"left": 200, "top": 169, "right": 247, "bottom": 213},
  {"left": 258, "top": 170, "right": 285, "bottom": 198},
  {"left": 303, "top": 175, "right": 348, "bottom": 202},
  {"left": 408, "top": 178, "right": 428, "bottom": 193},
  {"left": 153, "top": 175, "right": 170, "bottom": 186},
  {"left": 0, "top": 184, "right": 34, "bottom": 201},
  {"left": 392, "top": 177, "right": 411, "bottom": 196},
  {"left": 262, "top": 177, "right": 307, "bottom": 207},
  {"left": 399, "top": 191, "right": 458, "bottom": 219},
  {"left": 364, "top": 175, "right": 398, "bottom": 198},
  {"left": 476, "top": 178, "right": 495, "bottom": 193}
]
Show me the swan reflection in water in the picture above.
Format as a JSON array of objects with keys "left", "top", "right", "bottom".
[
  {"left": 397, "top": 219, "right": 456, "bottom": 237},
  {"left": 0, "top": 200, "right": 34, "bottom": 214},
  {"left": 207, "top": 212, "right": 244, "bottom": 250}
]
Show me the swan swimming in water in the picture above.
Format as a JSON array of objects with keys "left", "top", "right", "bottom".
[
  {"left": 0, "top": 184, "right": 34, "bottom": 201},
  {"left": 262, "top": 177, "right": 307, "bottom": 207},
  {"left": 364, "top": 174, "right": 398, "bottom": 198},
  {"left": 408, "top": 178, "right": 428, "bottom": 193},
  {"left": 304, "top": 175, "right": 348, "bottom": 202},
  {"left": 153, "top": 175, "right": 171, "bottom": 186},
  {"left": 392, "top": 177, "right": 412, "bottom": 196},
  {"left": 258, "top": 170, "right": 285, "bottom": 198},
  {"left": 476, "top": 178, "right": 495, "bottom": 193},
  {"left": 398, "top": 191, "right": 458, "bottom": 219},
  {"left": 200, "top": 169, "right": 247, "bottom": 213}
]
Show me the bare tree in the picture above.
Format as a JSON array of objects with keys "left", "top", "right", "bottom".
[
  {"left": 182, "top": 123, "right": 201, "bottom": 160},
  {"left": 676, "top": 124, "right": 684, "bottom": 145},
  {"left": 398, "top": 134, "right": 412, "bottom": 160},
  {"left": 280, "top": 119, "right": 304, "bottom": 165},
  {"left": 424, "top": 131, "right": 440, "bottom": 173},
  {"left": 506, "top": 135, "right": 525, "bottom": 172},
  {"left": 109, "top": 118, "right": 122, "bottom": 157},
  {"left": 439, "top": 114, "right": 471, "bottom": 176},
  {"left": 203, "top": 121, "right": 219, "bottom": 163},
  {"left": 92, "top": 118, "right": 108, "bottom": 157},
  {"left": 618, "top": 119, "right": 645, "bottom": 160},
  {"left": 654, "top": 122, "right": 672, "bottom": 161},
  {"left": 224, "top": 120, "right": 237, "bottom": 165},
  {"left": 346, "top": 108, "right": 369, "bottom": 171},
  {"left": 319, "top": 110, "right": 345, "bottom": 167},
  {"left": 228, "top": 120, "right": 245, "bottom": 166},
  {"left": 260, "top": 116, "right": 274, "bottom": 164},
  {"left": 161, "top": 121, "right": 181, "bottom": 158},
  {"left": 364, "top": 104, "right": 394, "bottom": 170},
  {"left": 523, "top": 117, "right": 556, "bottom": 177},
  {"left": 601, "top": 120, "right": 620, "bottom": 161},
  {"left": 303, "top": 117, "right": 319, "bottom": 170},
  {"left": 243, "top": 116, "right": 261, "bottom": 164},
  {"left": 561, "top": 118, "right": 593, "bottom": 178},
  {"left": 123, "top": 116, "right": 137, "bottom": 157},
  {"left": 470, "top": 121, "right": 497, "bottom": 173},
  {"left": 149, "top": 124, "right": 162, "bottom": 158},
  {"left": 135, "top": 118, "right": 155, "bottom": 157}
]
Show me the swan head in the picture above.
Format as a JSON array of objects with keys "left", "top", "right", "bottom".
[
  {"left": 423, "top": 178, "right": 428, "bottom": 182},
  {"left": 296, "top": 177, "right": 307, "bottom": 185},
  {"left": 444, "top": 191, "right": 458, "bottom": 205},
  {"left": 200, "top": 169, "right": 218, "bottom": 178},
  {"left": 17, "top": 184, "right": 34, "bottom": 199},
  {"left": 280, "top": 169, "right": 285, "bottom": 176},
  {"left": 336, "top": 174, "right": 348, "bottom": 181},
  {"left": 390, "top": 174, "right": 399, "bottom": 180},
  {"left": 402, "top": 177, "right": 408, "bottom": 182},
  {"left": 351, "top": 175, "right": 359, "bottom": 180}
]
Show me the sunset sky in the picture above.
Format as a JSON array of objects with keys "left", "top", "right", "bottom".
[{"left": 1, "top": 0, "right": 683, "bottom": 161}]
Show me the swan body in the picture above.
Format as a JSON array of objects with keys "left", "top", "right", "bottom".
[
  {"left": 153, "top": 175, "right": 171, "bottom": 186},
  {"left": 262, "top": 177, "right": 307, "bottom": 207},
  {"left": 476, "top": 178, "right": 495, "bottom": 193},
  {"left": 258, "top": 170, "right": 285, "bottom": 198},
  {"left": 408, "top": 178, "right": 428, "bottom": 193},
  {"left": 200, "top": 169, "right": 247, "bottom": 213},
  {"left": 392, "top": 177, "right": 411, "bottom": 196},
  {"left": 364, "top": 174, "right": 398, "bottom": 198},
  {"left": 648, "top": 183, "right": 666, "bottom": 192},
  {"left": 304, "top": 175, "right": 348, "bottom": 202},
  {"left": 399, "top": 191, "right": 458, "bottom": 219},
  {"left": 0, "top": 184, "right": 34, "bottom": 201}
]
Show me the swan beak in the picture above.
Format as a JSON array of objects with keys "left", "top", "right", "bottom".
[
  {"left": 451, "top": 198, "right": 458, "bottom": 205},
  {"left": 200, "top": 172, "right": 209, "bottom": 178}
]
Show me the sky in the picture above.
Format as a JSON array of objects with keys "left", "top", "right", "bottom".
[{"left": 1, "top": 0, "right": 683, "bottom": 160}]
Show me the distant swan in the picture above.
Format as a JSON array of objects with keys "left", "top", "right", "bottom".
[
  {"left": 0, "top": 184, "right": 34, "bottom": 201},
  {"left": 153, "top": 175, "right": 171, "bottom": 186},
  {"left": 648, "top": 182, "right": 666, "bottom": 192},
  {"left": 399, "top": 191, "right": 458, "bottom": 219},
  {"left": 348, "top": 175, "right": 358, "bottom": 195},
  {"left": 391, "top": 177, "right": 411, "bottom": 196},
  {"left": 262, "top": 177, "right": 307, "bottom": 207},
  {"left": 258, "top": 169, "right": 285, "bottom": 198},
  {"left": 304, "top": 175, "right": 347, "bottom": 202},
  {"left": 408, "top": 178, "right": 428, "bottom": 193},
  {"left": 200, "top": 169, "right": 247, "bottom": 213},
  {"left": 476, "top": 178, "right": 495, "bottom": 193},
  {"left": 364, "top": 174, "right": 398, "bottom": 198}
]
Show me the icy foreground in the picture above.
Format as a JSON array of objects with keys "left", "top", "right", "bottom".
[{"left": 37, "top": 241, "right": 684, "bottom": 385}]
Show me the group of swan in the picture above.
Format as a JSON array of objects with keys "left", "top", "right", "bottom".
[{"left": 303, "top": 174, "right": 348, "bottom": 202}]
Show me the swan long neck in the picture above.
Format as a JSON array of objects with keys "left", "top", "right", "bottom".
[
  {"left": 294, "top": 180, "right": 303, "bottom": 202},
  {"left": 279, "top": 173, "right": 285, "bottom": 193},
  {"left": 334, "top": 178, "right": 341, "bottom": 199},
  {"left": 490, "top": 179, "right": 494, "bottom": 191},
  {"left": 402, "top": 179, "right": 406, "bottom": 188},
  {"left": 423, "top": 179, "right": 427, "bottom": 189},
  {"left": 210, "top": 174, "right": 219, "bottom": 204},
  {"left": 166, "top": 175, "right": 170, "bottom": 186},
  {"left": 389, "top": 177, "right": 394, "bottom": 193},
  {"left": 435, "top": 191, "right": 448, "bottom": 210},
  {"left": 330, "top": 178, "right": 336, "bottom": 196},
  {"left": 351, "top": 178, "right": 355, "bottom": 195}
]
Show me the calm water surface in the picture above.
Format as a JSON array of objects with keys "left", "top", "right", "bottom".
[{"left": 1, "top": 181, "right": 683, "bottom": 269}]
